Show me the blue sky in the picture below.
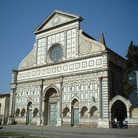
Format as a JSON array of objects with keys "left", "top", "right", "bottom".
[{"left": 0, "top": 0, "right": 138, "bottom": 94}]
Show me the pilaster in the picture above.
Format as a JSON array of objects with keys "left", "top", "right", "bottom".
[
  {"left": 8, "top": 70, "right": 18, "bottom": 125},
  {"left": 102, "top": 77, "right": 110, "bottom": 128},
  {"left": 98, "top": 77, "right": 103, "bottom": 119},
  {"left": 98, "top": 76, "right": 110, "bottom": 128},
  {"left": 37, "top": 80, "right": 43, "bottom": 125},
  {"left": 41, "top": 97, "right": 45, "bottom": 126}
]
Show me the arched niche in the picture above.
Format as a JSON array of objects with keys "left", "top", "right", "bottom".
[
  {"left": 21, "top": 108, "right": 25, "bottom": 117},
  {"left": 90, "top": 106, "right": 98, "bottom": 119},
  {"left": 80, "top": 106, "right": 88, "bottom": 118},
  {"left": 63, "top": 107, "right": 70, "bottom": 118}
]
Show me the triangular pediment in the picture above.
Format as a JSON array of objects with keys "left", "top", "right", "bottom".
[{"left": 34, "top": 10, "right": 83, "bottom": 34}]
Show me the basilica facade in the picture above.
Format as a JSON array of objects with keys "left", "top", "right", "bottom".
[{"left": 8, "top": 10, "right": 138, "bottom": 128}]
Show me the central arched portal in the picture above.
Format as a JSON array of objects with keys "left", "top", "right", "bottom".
[{"left": 44, "top": 87, "right": 59, "bottom": 126}]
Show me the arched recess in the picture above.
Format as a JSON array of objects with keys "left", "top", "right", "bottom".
[
  {"left": 90, "top": 106, "right": 98, "bottom": 119},
  {"left": 71, "top": 99, "right": 79, "bottom": 127},
  {"left": 15, "top": 108, "right": 20, "bottom": 117},
  {"left": 89, "top": 79, "right": 98, "bottom": 91},
  {"left": 44, "top": 87, "right": 59, "bottom": 126},
  {"left": 63, "top": 107, "right": 70, "bottom": 118},
  {"left": 27, "top": 101, "right": 33, "bottom": 125},
  {"left": 80, "top": 80, "right": 88, "bottom": 92},
  {"left": 21, "top": 108, "right": 25, "bottom": 117},
  {"left": 80, "top": 106, "right": 88, "bottom": 118},
  {"left": 109, "top": 95, "right": 129, "bottom": 111},
  {"left": 109, "top": 95, "right": 131, "bottom": 125},
  {"left": 111, "top": 100, "right": 127, "bottom": 123},
  {"left": 63, "top": 83, "right": 70, "bottom": 93},
  {"left": 130, "top": 106, "right": 138, "bottom": 118},
  {"left": 33, "top": 108, "right": 38, "bottom": 117},
  {"left": 71, "top": 81, "right": 79, "bottom": 93}
]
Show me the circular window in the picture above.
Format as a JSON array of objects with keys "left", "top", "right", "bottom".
[{"left": 50, "top": 45, "right": 63, "bottom": 62}]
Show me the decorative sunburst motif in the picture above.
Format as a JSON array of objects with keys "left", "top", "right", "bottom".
[
  {"left": 79, "top": 42, "right": 91, "bottom": 54},
  {"left": 51, "top": 15, "right": 61, "bottom": 25}
]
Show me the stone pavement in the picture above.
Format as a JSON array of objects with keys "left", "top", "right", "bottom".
[{"left": 0, "top": 125, "right": 138, "bottom": 137}]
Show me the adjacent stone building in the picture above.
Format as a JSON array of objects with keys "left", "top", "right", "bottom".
[
  {"left": 8, "top": 10, "right": 138, "bottom": 128},
  {"left": 0, "top": 93, "right": 10, "bottom": 125}
]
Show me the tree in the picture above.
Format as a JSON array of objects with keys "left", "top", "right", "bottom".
[{"left": 124, "top": 41, "right": 138, "bottom": 98}]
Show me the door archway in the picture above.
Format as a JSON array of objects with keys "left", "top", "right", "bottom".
[
  {"left": 44, "top": 87, "right": 59, "bottom": 126},
  {"left": 111, "top": 100, "right": 127, "bottom": 124},
  {"left": 71, "top": 99, "right": 79, "bottom": 127}
]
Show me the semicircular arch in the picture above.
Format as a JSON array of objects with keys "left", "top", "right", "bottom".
[{"left": 43, "top": 84, "right": 60, "bottom": 97}]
